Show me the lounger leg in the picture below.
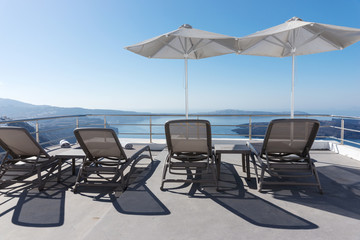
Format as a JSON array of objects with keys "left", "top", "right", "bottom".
[
  {"left": 242, "top": 154, "right": 246, "bottom": 172},
  {"left": 212, "top": 164, "right": 219, "bottom": 191},
  {"left": 37, "top": 167, "right": 44, "bottom": 191},
  {"left": 119, "top": 172, "right": 125, "bottom": 192},
  {"left": 122, "top": 159, "right": 137, "bottom": 190},
  {"left": 246, "top": 154, "right": 250, "bottom": 180},
  {"left": 160, "top": 155, "right": 170, "bottom": 191},
  {"left": 206, "top": 157, "right": 210, "bottom": 174},
  {"left": 215, "top": 153, "right": 221, "bottom": 180},
  {"left": 258, "top": 165, "right": 266, "bottom": 192},
  {"left": 160, "top": 164, "right": 169, "bottom": 190},
  {"left": 72, "top": 158, "right": 76, "bottom": 175},
  {"left": 148, "top": 147, "right": 154, "bottom": 162},
  {"left": 250, "top": 153, "right": 260, "bottom": 185},
  {"left": 0, "top": 157, "right": 7, "bottom": 179},
  {"left": 311, "top": 162, "right": 323, "bottom": 194},
  {"left": 74, "top": 164, "right": 85, "bottom": 193},
  {"left": 57, "top": 159, "right": 62, "bottom": 182}
]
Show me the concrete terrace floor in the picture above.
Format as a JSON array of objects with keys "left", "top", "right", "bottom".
[{"left": 0, "top": 147, "right": 359, "bottom": 240}]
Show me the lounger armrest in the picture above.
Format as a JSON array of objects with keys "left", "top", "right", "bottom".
[
  {"left": 247, "top": 142, "right": 262, "bottom": 156},
  {"left": 247, "top": 141, "right": 265, "bottom": 166}
]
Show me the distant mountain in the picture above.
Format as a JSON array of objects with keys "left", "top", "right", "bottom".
[
  {"left": 0, "top": 98, "right": 146, "bottom": 119},
  {"left": 0, "top": 98, "right": 139, "bottom": 147},
  {"left": 0, "top": 98, "right": 311, "bottom": 119},
  {"left": 1, "top": 98, "right": 359, "bottom": 147},
  {"left": 197, "top": 109, "right": 309, "bottom": 115},
  {"left": 232, "top": 118, "right": 360, "bottom": 140}
]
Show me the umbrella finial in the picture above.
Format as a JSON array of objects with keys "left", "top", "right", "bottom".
[
  {"left": 180, "top": 24, "right": 192, "bottom": 29},
  {"left": 287, "top": 17, "right": 303, "bottom": 22}
]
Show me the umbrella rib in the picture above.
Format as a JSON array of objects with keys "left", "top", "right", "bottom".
[
  {"left": 318, "top": 35, "right": 343, "bottom": 49},
  {"left": 158, "top": 38, "right": 186, "bottom": 56},
  {"left": 181, "top": 38, "right": 208, "bottom": 58},
  {"left": 237, "top": 39, "right": 263, "bottom": 53},
  {"left": 179, "top": 37, "right": 187, "bottom": 55},
  {"left": 295, "top": 31, "right": 324, "bottom": 49},
  {"left": 241, "top": 35, "right": 291, "bottom": 56},
  {"left": 265, "top": 36, "right": 290, "bottom": 48},
  {"left": 302, "top": 26, "right": 343, "bottom": 50},
  {"left": 190, "top": 39, "right": 233, "bottom": 58},
  {"left": 187, "top": 38, "right": 203, "bottom": 58},
  {"left": 264, "top": 35, "right": 293, "bottom": 57}
]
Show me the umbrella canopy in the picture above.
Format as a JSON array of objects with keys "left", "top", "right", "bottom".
[
  {"left": 236, "top": 17, "right": 360, "bottom": 118},
  {"left": 125, "top": 24, "right": 237, "bottom": 118}
]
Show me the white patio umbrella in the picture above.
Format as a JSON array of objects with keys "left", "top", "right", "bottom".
[
  {"left": 236, "top": 17, "right": 360, "bottom": 118},
  {"left": 125, "top": 24, "right": 237, "bottom": 118}
]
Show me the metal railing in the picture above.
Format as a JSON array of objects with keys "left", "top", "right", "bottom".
[{"left": 1, "top": 113, "right": 360, "bottom": 147}]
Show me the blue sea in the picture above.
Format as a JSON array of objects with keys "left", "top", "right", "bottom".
[
  {"left": 113, "top": 115, "right": 330, "bottom": 139},
  {"left": 112, "top": 115, "right": 360, "bottom": 148},
  {"left": 113, "top": 115, "right": 267, "bottom": 139}
]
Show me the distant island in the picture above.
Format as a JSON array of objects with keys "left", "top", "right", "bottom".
[
  {"left": 0, "top": 98, "right": 318, "bottom": 120},
  {"left": 1, "top": 98, "right": 359, "bottom": 147},
  {"left": 0, "top": 98, "right": 149, "bottom": 146},
  {"left": 197, "top": 109, "right": 309, "bottom": 115},
  {"left": 232, "top": 118, "right": 360, "bottom": 140},
  {"left": 0, "top": 98, "right": 148, "bottom": 119}
]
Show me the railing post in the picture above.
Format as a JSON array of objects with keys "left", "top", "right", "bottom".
[
  {"left": 341, "top": 118, "right": 344, "bottom": 145},
  {"left": 35, "top": 121, "right": 40, "bottom": 143},
  {"left": 75, "top": 117, "right": 79, "bottom": 144},
  {"left": 249, "top": 116, "right": 252, "bottom": 140},
  {"left": 149, "top": 116, "right": 153, "bottom": 143},
  {"left": 104, "top": 116, "right": 107, "bottom": 128}
]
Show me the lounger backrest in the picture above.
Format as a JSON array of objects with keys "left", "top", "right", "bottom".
[
  {"left": 74, "top": 128, "right": 127, "bottom": 160},
  {"left": 261, "top": 119, "right": 319, "bottom": 156},
  {"left": 165, "top": 119, "right": 211, "bottom": 154},
  {"left": 0, "top": 127, "right": 49, "bottom": 158}
]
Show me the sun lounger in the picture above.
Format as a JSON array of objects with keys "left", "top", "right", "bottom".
[
  {"left": 248, "top": 119, "right": 323, "bottom": 193},
  {"left": 73, "top": 128, "right": 153, "bottom": 193},
  {"left": 160, "top": 119, "right": 217, "bottom": 190},
  {"left": 0, "top": 127, "right": 58, "bottom": 190}
]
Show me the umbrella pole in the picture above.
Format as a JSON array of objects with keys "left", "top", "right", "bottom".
[
  {"left": 185, "top": 58, "right": 188, "bottom": 119},
  {"left": 291, "top": 54, "right": 295, "bottom": 118}
]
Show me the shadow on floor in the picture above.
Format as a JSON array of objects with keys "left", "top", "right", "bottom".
[
  {"left": 0, "top": 163, "right": 77, "bottom": 227},
  {"left": 9, "top": 171, "right": 77, "bottom": 227},
  {"left": 12, "top": 188, "right": 65, "bottom": 227},
  {"left": 112, "top": 160, "right": 170, "bottom": 215},
  {"left": 198, "top": 163, "right": 318, "bottom": 229},
  {"left": 161, "top": 161, "right": 318, "bottom": 229},
  {"left": 269, "top": 165, "right": 360, "bottom": 220},
  {"left": 74, "top": 155, "right": 156, "bottom": 201}
]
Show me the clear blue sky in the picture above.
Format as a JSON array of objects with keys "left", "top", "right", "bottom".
[{"left": 0, "top": 0, "right": 359, "bottom": 115}]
